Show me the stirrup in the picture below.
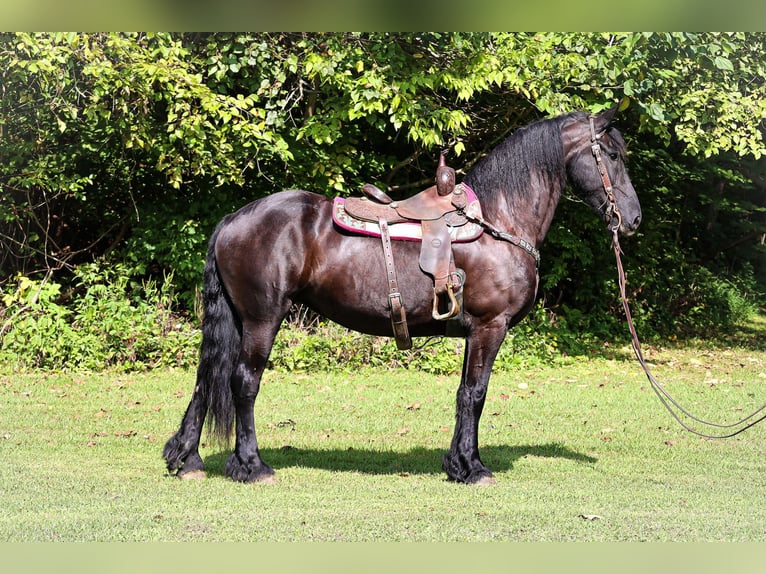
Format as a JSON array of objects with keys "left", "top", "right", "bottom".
[{"left": 432, "top": 283, "right": 460, "bottom": 321}]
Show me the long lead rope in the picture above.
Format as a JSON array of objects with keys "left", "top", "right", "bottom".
[
  {"left": 589, "top": 113, "right": 765, "bottom": 438},
  {"left": 612, "top": 229, "right": 766, "bottom": 438}
]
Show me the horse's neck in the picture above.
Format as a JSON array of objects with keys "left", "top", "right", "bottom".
[{"left": 489, "top": 181, "right": 563, "bottom": 248}]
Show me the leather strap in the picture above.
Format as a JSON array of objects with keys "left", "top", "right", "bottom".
[
  {"left": 611, "top": 228, "right": 766, "bottom": 438},
  {"left": 379, "top": 218, "right": 412, "bottom": 350}
]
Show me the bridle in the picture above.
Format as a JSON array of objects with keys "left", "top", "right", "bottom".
[
  {"left": 589, "top": 115, "right": 766, "bottom": 438},
  {"left": 589, "top": 115, "right": 622, "bottom": 232}
]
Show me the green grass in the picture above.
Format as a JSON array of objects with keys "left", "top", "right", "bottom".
[{"left": 1, "top": 339, "right": 765, "bottom": 541}]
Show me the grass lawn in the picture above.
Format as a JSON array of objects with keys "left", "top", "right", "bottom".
[{"left": 1, "top": 337, "right": 765, "bottom": 542}]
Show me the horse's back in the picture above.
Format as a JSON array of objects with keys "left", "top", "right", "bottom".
[
  {"left": 216, "top": 188, "right": 329, "bottom": 250},
  {"left": 213, "top": 190, "right": 331, "bottom": 312},
  {"left": 218, "top": 188, "right": 325, "bottom": 234}
]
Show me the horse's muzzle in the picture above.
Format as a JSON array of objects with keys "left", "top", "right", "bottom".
[
  {"left": 617, "top": 214, "right": 641, "bottom": 237},
  {"left": 606, "top": 209, "right": 640, "bottom": 237}
]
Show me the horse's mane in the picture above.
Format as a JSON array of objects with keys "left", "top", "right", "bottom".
[{"left": 463, "top": 112, "right": 582, "bottom": 220}]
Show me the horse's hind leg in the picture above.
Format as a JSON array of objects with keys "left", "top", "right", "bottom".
[
  {"left": 225, "top": 318, "right": 282, "bottom": 483},
  {"left": 163, "top": 390, "right": 208, "bottom": 479}
]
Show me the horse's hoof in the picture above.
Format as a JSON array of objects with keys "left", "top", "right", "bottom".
[
  {"left": 253, "top": 474, "right": 278, "bottom": 485},
  {"left": 178, "top": 469, "right": 207, "bottom": 480},
  {"left": 473, "top": 475, "right": 497, "bottom": 486}
]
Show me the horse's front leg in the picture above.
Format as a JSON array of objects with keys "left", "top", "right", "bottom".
[{"left": 443, "top": 321, "right": 507, "bottom": 484}]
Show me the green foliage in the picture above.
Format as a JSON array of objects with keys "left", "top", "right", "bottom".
[
  {"left": 0, "top": 266, "right": 200, "bottom": 371},
  {"left": 269, "top": 310, "right": 463, "bottom": 374},
  {"left": 0, "top": 278, "right": 566, "bottom": 374},
  {"left": 0, "top": 272, "right": 566, "bottom": 374},
  {"left": 2, "top": 32, "right": 764, "bottom": 371},
  {"left": 678, "top": 267, "right": 758, "bottom": 332},
  {"left": 0, "top": 32, "right": 291, "bottom": 284},
  {"left": 269, "top": 303, "right": 567, "bottom": 376}
]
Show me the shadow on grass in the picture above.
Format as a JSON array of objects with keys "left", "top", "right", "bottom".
[{"left": 202, "top": 442, "right": 597, "bottom": 478}]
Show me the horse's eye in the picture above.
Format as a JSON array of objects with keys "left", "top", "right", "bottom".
[{"left": 608, "top": 152, "right": 619, "bottom": 161}]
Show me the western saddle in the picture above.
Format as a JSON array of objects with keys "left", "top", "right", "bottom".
[{"left": 332, "top": 153, "right": 485, "bottom": 350}]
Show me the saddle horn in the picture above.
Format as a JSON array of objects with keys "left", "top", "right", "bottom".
[{"left": 436, "top": 150, "right": 456, "bottom": 197}]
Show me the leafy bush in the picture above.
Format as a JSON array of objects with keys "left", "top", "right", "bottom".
[
  {"left": 0, "top": 266, "right": 566, "bottom": 374},
  {"left": 0, "top": 265, "right": 200, "bottom": 371},
  {"left": 1, "top": 261, "right": 759, "bottom": 374},
  {"left": 268, "top": 303, "right": 562, "bottom": 376},
  {"left": 1, "top": 275, "right": 77, "bottom": 369},
  {"left": 269, "top": 311, "right": 465, "bottom": 375},
  {"left": 663, "top": 265, "right": 760, "bottom": 335}
]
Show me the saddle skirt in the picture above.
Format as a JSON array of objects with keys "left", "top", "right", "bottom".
[{"left": 332, "top": 183, "right": 484, "bottom": 243}]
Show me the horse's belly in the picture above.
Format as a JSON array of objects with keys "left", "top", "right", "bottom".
[{"left": 297, "top": 231, "right": 447, "bottom": 337}]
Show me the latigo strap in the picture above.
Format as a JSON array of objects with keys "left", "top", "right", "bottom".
[{"left": 378, "top": 218, "right": 412, "bottom": 350}]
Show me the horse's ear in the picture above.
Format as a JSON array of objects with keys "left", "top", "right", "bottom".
[{"left": 593, "top": 101, "right": 621, "bottom": 132}]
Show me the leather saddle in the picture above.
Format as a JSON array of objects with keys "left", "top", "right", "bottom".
[{"left": 332, "top": 153, "right": 484, "bottom": 350}]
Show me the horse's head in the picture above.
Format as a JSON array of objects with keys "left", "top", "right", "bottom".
[{"left": 562, "top": 106, "right": 642, "bottom": 236}]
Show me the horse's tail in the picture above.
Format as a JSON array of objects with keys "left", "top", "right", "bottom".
[
  {"left": 163, "top": 220, "right": 240, "bottom": 473},
  {"left": 162, "top": 222, "right": 242, "bottom": 472},
  {"left": 195, "top": 221, "right": 240, "bottom": 444}
]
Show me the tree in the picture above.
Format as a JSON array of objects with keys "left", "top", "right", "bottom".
[
  {"left": 2, "top": 32, "right": 764, "bottom": 341},
  {"left": 1, "top": 32, "right": 291, "bottom": 285}
]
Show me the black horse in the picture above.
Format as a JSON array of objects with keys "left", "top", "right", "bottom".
[{"left": 163, "top": 105, "right": 642, "bottom": 484}]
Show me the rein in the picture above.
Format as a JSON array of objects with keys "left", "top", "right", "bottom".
[
  {"left": 590, "top": 115, "right": 766, "bottom": 438},
  {"left": 611, "top": 229, "right": 766, "bottom": 438}
]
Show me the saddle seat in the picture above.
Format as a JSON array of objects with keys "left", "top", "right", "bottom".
[
  {"left": 347, "top": 181, "right": 466, "bottom": 223},
  {"left": 332, "top": 153, "right": 485, "bottom": 350}
]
